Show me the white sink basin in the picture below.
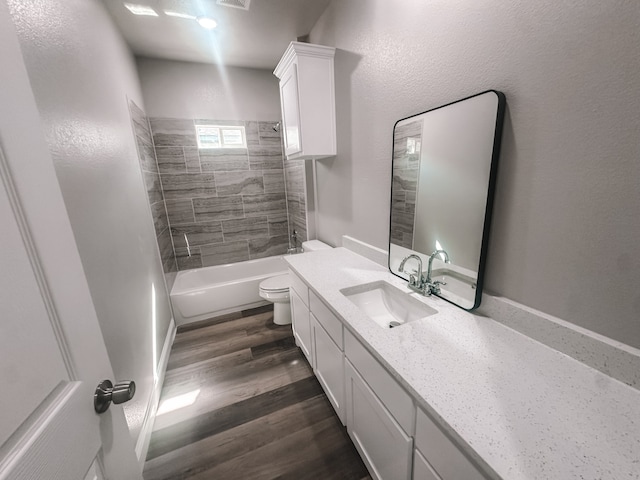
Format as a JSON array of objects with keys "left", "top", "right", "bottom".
[{"left": 340, "top": 281, "right": 437, "bottom": 329}]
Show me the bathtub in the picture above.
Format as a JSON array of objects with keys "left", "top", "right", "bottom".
[{"left": 170, "top": 256, "right": 288, "bottom": 325}]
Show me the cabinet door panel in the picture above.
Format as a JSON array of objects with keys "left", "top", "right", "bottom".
[
  {"left": 280, "top": 64, "right": 302, "bottom": 156},
  {"left": 415, "top": 408, "right": 486, "bottom": 480},
  {"left": 345, "top": 360, "right": 412, "bottom": 480},
  {"left": 413, "top": 449, "right": 441, "bottom": 480},
  {"left": 290, "top": 287, "right": 313, "bottom": 366},
  {"left": 312, "top": 314, "right": 345, "bottom": 424},
  {"left": 345, "top": 330, "right": 414, "bottom": 434},
  {"left": 310, "top": 290, "right": 343, "bottom": 348}
]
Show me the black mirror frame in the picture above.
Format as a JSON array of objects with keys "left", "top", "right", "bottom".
[{"left": 388, "top": 89, "right": 506, "bottom": 310}]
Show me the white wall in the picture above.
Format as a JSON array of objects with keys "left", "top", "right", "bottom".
[
  {"left": 8, "top": 0, "right": 173, "bottom": 441},
  {"left": 137, "top": 57, "right": 281, "bottom": 120},
  {"left": 310, "top": 1, "right": 640, "bottom": 348}
]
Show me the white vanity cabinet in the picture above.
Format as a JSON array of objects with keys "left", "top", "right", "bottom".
[
  {"left": 288, "top": 268, "right": 488, "bottom": 480},
  {"left": 344, "top": 329, "right": 414, "bottom": 480},
  {"left": 310, "top": 291, "right": 345, "bottom": 424},
  {"left": 273, "top": 42, "right": 336, "bottom": 160},
  {"left": 289, "top": 270, "right": 314, "bottom": 366},
  {"left": 414, "top": 408, "right": 486, "bottom": 480}
]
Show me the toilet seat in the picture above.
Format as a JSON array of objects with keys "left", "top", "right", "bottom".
[{"left": 259, "top": 274, "right": 290, "bottom": 293}]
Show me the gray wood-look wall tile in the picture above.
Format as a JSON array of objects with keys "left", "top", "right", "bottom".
[
  {"left": 176, "top": 246, "right": 203, "bottom": 270},
  {"left": 248, "top": 146, "right": 284, "bottom": 170},
  {"left": 248, "top": 235, "right": 289, "bottom": 259},
  {"left": 150, "top": 118, "right": 197, "bottom": 147},
  {"left": 263, "top": 170, "right": 285, "bottom": 194},
  {"left": 131, "top": 103, "right": 154, "bottom": 146},
  {"left": 243, "top": 193, "right": 286, "bottom": 217},
  {"left": 156, "top": 147, "right": 187, "bottom": 174},
  {"left": 222, "top": 217, "right": 269, "bottom": 242},
  {"left": 130, "top": 100, "right": 178, "bottom": 275},
  {"left": 193, "top": 196, "right": 244, "bottom": 222},
  {"left": 200, "top": 149, "right": 249, "bottom": 172},
  {"left": 184, "top": 147, "right": 201, "bottom": 173},
  {"left": 137, "top": 141, "right": 158, "bottom": 172},
  {"left": 160, "top": 173, "right": 217, "bottom": 200},
  {"left": 284, "top": 163, "right": 305, "bottom": 195},
  {"left": 245, "top": 121, "right": 260, "bottom": 146},
  {"left": 267, "top": 215, "right": 289, "bottom": 237},
  {"left": 286, "top": 194, "right": 304, "bottom": 219},
  {"left": 147, "top": 116, "right": 299, "bottom": 271},
  {"left": 171, "top": 223, "right": 223, "bottom": 248},
  {"left": 215, "top": 171, "right": 264, "bottom": 196},
  {"left": 143, "top": 170, "right": 164, "bottom": 205},
  {"left": 201, "top": 241, "right": 250, "bottom": 267},
  {"left": 158, "top": 227, "right": 178, "bottom": 273},
  {"left": 289, "top": 216, "right": 307, "bottom": 244},
  {"left": 258, "top": 121, "right": 282, "bottom": 145},
  {"left": 151, "top": 201, "right": 169, "bottom": 236},
  {"left": 166, "top": 199, "right": 195, "bottom": 225}
]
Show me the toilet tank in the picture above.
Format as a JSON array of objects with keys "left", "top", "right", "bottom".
[{"left": 301, "top": 240, "right": 332, "bottom": 252}]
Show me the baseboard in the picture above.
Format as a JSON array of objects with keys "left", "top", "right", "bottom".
[
  {"left": 134, "top": 317, "right": 176, "bottom": 466},
  {"left": 341, "top": 235, "right": 388, "bottom": 267}
]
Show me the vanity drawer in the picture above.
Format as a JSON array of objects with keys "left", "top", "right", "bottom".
[
  {"left": 344, "top": 329, "right": 414, "bottom": 434},
  {"left": 309, "top": 291, "right": 343, "bottom": 349},
  {"left": 415, "top": 408, "right": 485, "bottom": 480},
  {"left": 288, "top": 268, "right": 309, "bottom": 306}
]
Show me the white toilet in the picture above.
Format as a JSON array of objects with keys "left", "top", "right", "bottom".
[{"left": 259, "top": 240, "right": 332, "bottom": 325}]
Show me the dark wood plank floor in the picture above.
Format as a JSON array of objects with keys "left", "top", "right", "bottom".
[{"left": 144, "top": 304, "right": 371, "bottom": 480}]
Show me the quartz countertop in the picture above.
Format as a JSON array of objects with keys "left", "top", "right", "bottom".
[{"left": 285, "top": 247, "right": 640, "bottom": 480}]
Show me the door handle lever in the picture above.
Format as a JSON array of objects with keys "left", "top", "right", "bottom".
[{"left": 94, "top": 379, "right": 136, "bottom": 414}]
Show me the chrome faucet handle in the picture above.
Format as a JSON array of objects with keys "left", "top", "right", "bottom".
[{"left": 429, "top": 279, "right": 447, "bottom": 295}]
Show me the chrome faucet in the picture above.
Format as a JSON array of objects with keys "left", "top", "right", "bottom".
[
  {"left": 398, "top": 254, "right": 426, "bottom": 294},
  {"left": 399, "top": 250, "right": 451, "bottom": 296},
  {"left": 426, "top": 249, "right": 450, "bottom": 295}
]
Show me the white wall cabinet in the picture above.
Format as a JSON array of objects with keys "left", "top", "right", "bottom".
[{"left": 274, "top": 42, "right": 336, "bottom": 160}]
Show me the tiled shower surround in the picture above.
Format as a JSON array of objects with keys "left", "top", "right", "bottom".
[
  {"left": 129, "top": 101, "right": 178, "bottom": 274},
  {"left": 149, "top": 117, "right": 305, "bottom": 270},
  {"left": 390, "top": 119, "right": 423, "bottom": 249}
]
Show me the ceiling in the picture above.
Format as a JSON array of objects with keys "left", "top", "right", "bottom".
[{"left": 101, "top": 0, "right": 332, "bottom": 69}]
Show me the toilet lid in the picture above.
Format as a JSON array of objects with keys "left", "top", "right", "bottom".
[{"left": 260, "top": 274, "right": 290, "bottom": 292}]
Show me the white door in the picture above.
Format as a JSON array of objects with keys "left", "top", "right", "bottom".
[{"left": 0, "top": 3, "right": 141, "bottom": 479}]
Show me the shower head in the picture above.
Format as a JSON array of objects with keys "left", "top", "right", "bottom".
[{"left": 272, "top": 122, "right": 280, "bottom": 132}]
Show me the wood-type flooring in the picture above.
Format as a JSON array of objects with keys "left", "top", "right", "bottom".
[{"left": 144, "top": 304, "right": 371, "bottom": 480}]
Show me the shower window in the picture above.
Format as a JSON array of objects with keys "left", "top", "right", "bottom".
[{"left": 196, "top": 125, "right": 246, "bottom": 149}]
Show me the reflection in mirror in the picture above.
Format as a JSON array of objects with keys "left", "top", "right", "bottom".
[{"left": 389, "top": 90, "right": 506, "bottom": 310}]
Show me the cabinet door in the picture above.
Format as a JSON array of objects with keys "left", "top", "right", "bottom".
[
  {"left": 290, "top": 287, "right": 313, "bottom": 366},
  {"left": 345, "top": 360, "right": 412, "bottom": 480},
  {"left": 279, "top": 64, "right": 302, "bottom": 157},
  {"left": 312, "top": 314, "right": 345, "bottom": 425},
  {"left": 413, "top": 449, "right": 441, "bottom": 480}
]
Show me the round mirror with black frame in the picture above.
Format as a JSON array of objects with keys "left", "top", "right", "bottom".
[{"left": 388, "top": 90, "right": 506, "bottom": 310}]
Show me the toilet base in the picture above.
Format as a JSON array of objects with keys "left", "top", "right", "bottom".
[{"left": 273, "top": 301, "right": 292, "bottom": 325}]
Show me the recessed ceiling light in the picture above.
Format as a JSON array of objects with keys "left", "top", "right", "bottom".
[
  {"left": 197, "top": 16, "right": 218, "bottom": 29},
  {"left": 124, "top": 3, "right": 158, "bottom": 16},
  {"left": 164, "top": 10, "right": 196, "bottom": 20}
]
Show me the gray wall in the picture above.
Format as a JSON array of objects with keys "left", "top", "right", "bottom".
[
  {"left": 8, "top": 0, "right": 173, "bottom": 441},
  {"left": 137, "top": 57, "right": 282, "bottom": 120},
  {"left": 310, "top": 0, "right": 640, "bottom": 348}
]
